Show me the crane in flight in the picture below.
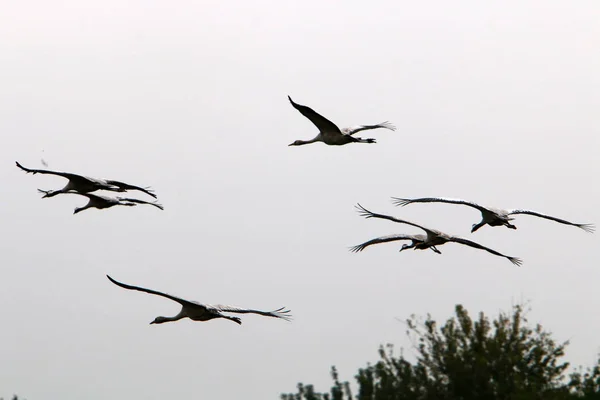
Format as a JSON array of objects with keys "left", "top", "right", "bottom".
[
  {"left": 287, "top": 96, "right": 395, "bottom": 146},
  {"left": 106, "top": 275, "right": 292, "bottom": 325},
  {"left": 352, "top": 204, "right": 523, "bottom": 266},
  {"left": 16, "top": 161, "right": 157, "bottom": 199},
  {"left": 392, "top": 196, "right": 594, "bottom": 233}
]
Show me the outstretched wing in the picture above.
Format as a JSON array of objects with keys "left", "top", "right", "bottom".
[
  {"left": 391, "top": 196, "right": 491, "bottom": 213},
  {"left": 211, "top": 305, "right": 292, "bottom": 321},
  {"left": 105, "top": 179, "right": 157, "bottom": 199},
  {"left": 507, "top": 209, "right": 595, "bottom": 233},
  {"left": 106, "top": 275, "right": 196, "bottom": 307},
  {"left": 448, "top": 237, "right": 523, "bottom": 266},
  {"left": 288, "top": 96, "right": 342, "bottom": 134},
  {"left": 342, "top": 121, "right": 396, "bottom": 136},
  {"left": 16, "top": 161, "right": 89, "bottom": 182},
  {"left": 116, "top": 197, "right": 164, "bottom": 210},
  {"left": 349, "top": 234, "right": 416, "bottom": 252},
  {"left": 355, "top": 203, "right": 432, "bottom": 233}
]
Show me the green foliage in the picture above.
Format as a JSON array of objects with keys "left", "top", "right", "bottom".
[
  {"left": 282, "top": 304, "right": 600, "bottom": 400},
  {"left": 568, "top": 357, "right": 600, "bottom": 399}
]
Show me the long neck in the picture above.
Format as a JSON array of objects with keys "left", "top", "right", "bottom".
[
  {"left": 297, "top": 135, "right": 321, "bottom": 146},
  {"left": 44, "top": 189, "right": 65, "bottom": 198},
  {"left": 155, "top": 312, "right": 186, "bottom": 324},
  {"left": 160, "top": 314, "right": 186, "bottom": 323}
]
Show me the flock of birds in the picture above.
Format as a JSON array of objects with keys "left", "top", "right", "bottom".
[{"left": 16, "top": 96, "right": 595, "bottom": 326}]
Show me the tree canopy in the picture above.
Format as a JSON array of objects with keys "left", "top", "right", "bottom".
[{"left": 282, "top": 304, "right": 600, "bottom": 400}]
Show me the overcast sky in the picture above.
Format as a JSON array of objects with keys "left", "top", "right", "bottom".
[{"left": 1, "top": 1, "right": 599, "bottom": 399}]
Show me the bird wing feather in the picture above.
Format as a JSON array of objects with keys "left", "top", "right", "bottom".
[
  {"left": 507, "top": 209, "right": 595, "bottom": 233},
  {"left": 116, "top": 197, "right": 164, "bottom": 210},
  {"left": 349, "top": 234, "right": 417, "bottom": 252},
  {"left": 105, "top": 180, "right": 157, "bottom": 199},
  {"left": 210, "top": 305, "right": 292, "bottom": 321},
  {"left": 106, "top": 275, "right": 199, "bottom": 308},
  {"left": 342, "top": 121, "right": 396, "bottom": 135},
  {"left": 16, "top": 161, "right": 92, "bottom": 183},
  {"left": 355, "top": 203, "right": 433, "bottom": 234},
  {"left": 288, "top": 96, "right": 342, "bottom": 134},
  {"left": 391, "top": 196, "right": 491, "bottom": 213},
  {"left": 448, "top": 237, "right": 523, "bottom": 266}
]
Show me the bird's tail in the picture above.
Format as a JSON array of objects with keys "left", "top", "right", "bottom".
[{"left": 355, "top": 137, "right": 376, "bottom": 144}]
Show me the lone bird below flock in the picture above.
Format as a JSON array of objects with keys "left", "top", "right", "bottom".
[
  {"left": 287, "top": 96, "right": 395, "bottom": 146},
  {"left": 352, "top": 204, "right": 523, "bottom": 266},
  {"left": 16, "top": 161, "right": 157, "bottom": 199},
  {"left": 55, "top": 192, "right": 163, "bottom": 214},
  {"left": 106, "top": 275, "right": 292, "bottom": 325},
  {"left": 392, "top": 197, "right": 595, "bottom": 233}
]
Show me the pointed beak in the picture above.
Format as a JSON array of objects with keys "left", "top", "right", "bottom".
[{"left": 149, "top": 321, "right": 155, "bottom": 325}]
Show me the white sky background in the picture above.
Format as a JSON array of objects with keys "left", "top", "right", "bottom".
[{"left": 1, "top": 1, "right": 599, "bottom": 398}]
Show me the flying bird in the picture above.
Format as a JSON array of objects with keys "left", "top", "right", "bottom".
[
  {"left": 350, "top": 233, "right": 438, "bottom": 254},
  {"left": 16, "top": 161, "right": 157, "bottom": 199},
  {"left": 353, "top": 204, "right": 523, "bottom": 266},
  {"left": 106, "top": 275, "right": 292, "bottom": 325},
  {"left": 392, "top": 197, "right": 595, "bottom": 233},
  {"left": 287, "top": 96, "right": 395, "bottom": 146},
  {"left": 51, "top": 192, "right": 163, "bottom": 214}
]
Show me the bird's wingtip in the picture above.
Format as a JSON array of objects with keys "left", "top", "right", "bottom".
[{"left": 510, "top": 257, "right": 523, "bottom": 267}]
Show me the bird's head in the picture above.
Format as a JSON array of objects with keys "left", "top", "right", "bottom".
[
  {"left": 288, "top": 140, "right": 304, "bottom": 146},
  {"left": 150, "top": 316, "right": 168, "bottom": 325}
]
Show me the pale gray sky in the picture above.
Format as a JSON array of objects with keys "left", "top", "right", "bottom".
[{"left": 1, "top": 1, "right": 599, "bottom": 399}]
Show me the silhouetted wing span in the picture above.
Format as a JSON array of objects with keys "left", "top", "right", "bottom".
[
  {"left": 211, "top": 305, "right": 292, "bottom": 321},
  {"left": 16, "top": 161, "right": 90, "bottom": 182},
  {"left": 116, "top": 197, "right": 164, "bottom": 210},
  {"left": 349, "top": 234, "right": 416, "bottom": 252},
  {"left": 288, "top": 96, "right": 342, "bottom": 134},
  {"left": 448, "top": 237, "right": 523, "bottom": 266},
  {"left": 508, "top": 209, "right": 595, "bottom": 233},
  {"left": 106, "top": 275, "right": 198, "bottom": 308},
  {"left": 105, "top": 180, "right": 157, "bottom": 199}
]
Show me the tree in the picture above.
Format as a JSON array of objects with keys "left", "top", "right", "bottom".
[
  {"left": 282, "top": 303, "right": 599, "bottom": 400},
  {"left": 568, "top": 357, "right": 600, "bottom": 399}
]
